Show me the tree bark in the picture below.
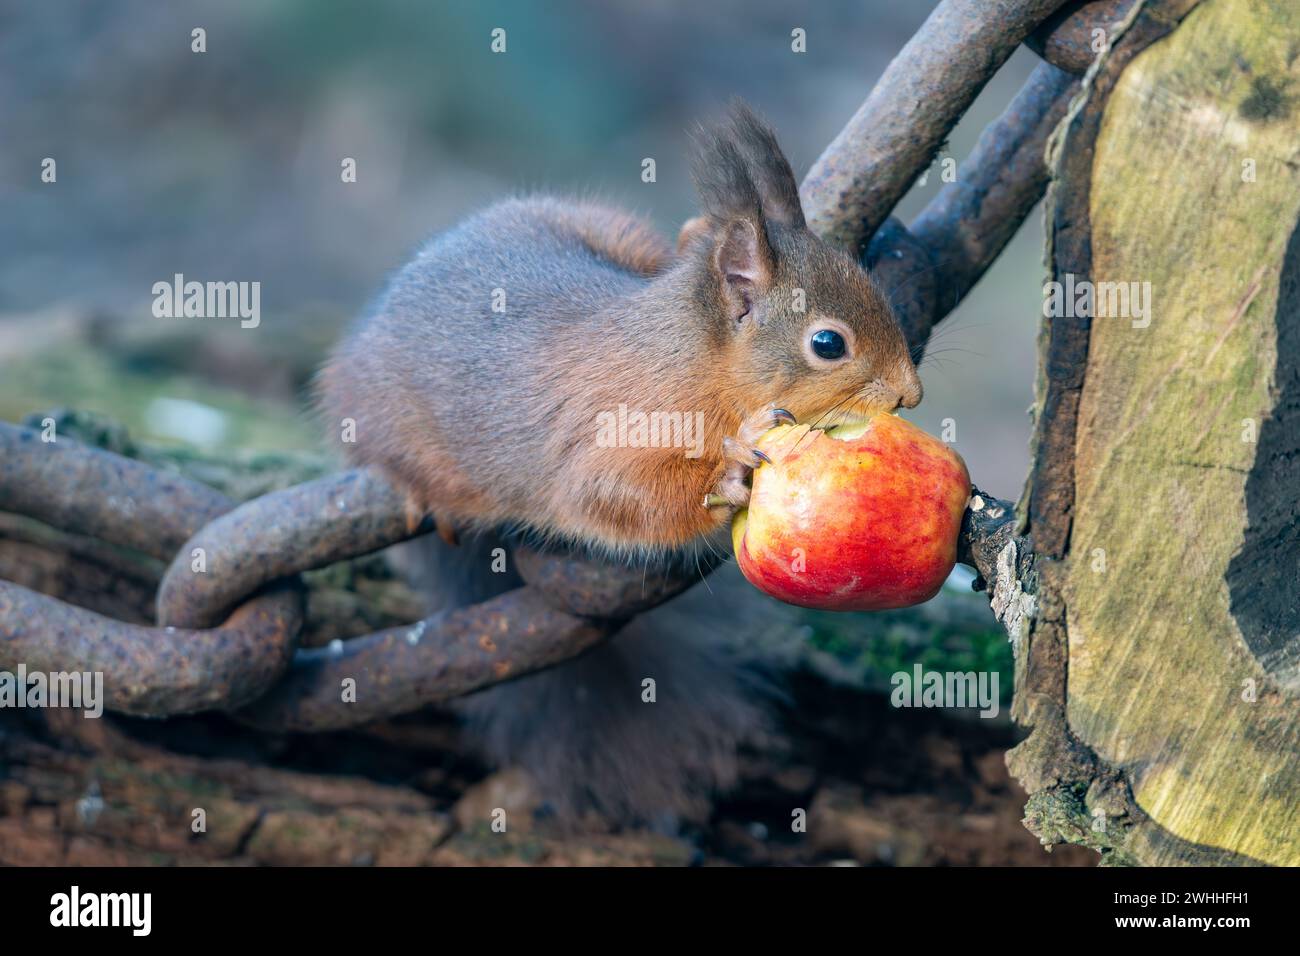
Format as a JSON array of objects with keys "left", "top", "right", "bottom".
[{"left": 1009, "top": 0, "right": 1300, "bottom": 866}]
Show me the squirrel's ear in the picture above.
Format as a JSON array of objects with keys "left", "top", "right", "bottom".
[
  {"left": 726, "top": 101, "right": 806, "bottom": 229},
  {"left": 714, "top": 217, "right": 773, "bottom": 323},
  {"left": 691, "top": 121, "right": 764, "bottom": 223},
  {"left": 691, "top": 102, "right": 806, "bottom": 234}
]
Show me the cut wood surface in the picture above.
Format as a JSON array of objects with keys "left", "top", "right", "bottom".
[{"left": 1018, "top": 0, "right": 1300, "bottom": 865}]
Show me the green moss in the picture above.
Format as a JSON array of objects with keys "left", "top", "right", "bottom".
[
  {"left": 22, "top": 407, "right": 330, "bottom": 502},
  {"left": 800, "top": 598, "right": 1012, "bottom": 704},
  {"left": 1239, "top": 75, "right": 1293, "bottom": 122},
  {"left": 1, "top": 342, "right": 317, "bottom": 456},
  {"left": 1022, "top": 787, "right": 1134, "bottom": 866}
]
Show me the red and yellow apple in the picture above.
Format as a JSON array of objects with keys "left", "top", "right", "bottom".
[{"left": 731, "top": 413, "right": 970, "bottom": 611}]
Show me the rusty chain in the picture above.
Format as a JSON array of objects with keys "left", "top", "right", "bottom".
[
  {"left": 0, "top": 421, "right": 302, "bottom": 715},
  {"left": 0, "top": 419, "right": 1020, "bottom": 732},
  {"left": 800, "top": 0, "right": 1113, "bottom": 250},
  {"left": 0, "top": 0, "right": 1081, "bottom": 728},
  {"left": 0, "top": 421, "right": 705, "bottom": 729}
]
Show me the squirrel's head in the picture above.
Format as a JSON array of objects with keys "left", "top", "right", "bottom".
[{"left": 683, "top": 102, "right": 922, "bottom": 428}]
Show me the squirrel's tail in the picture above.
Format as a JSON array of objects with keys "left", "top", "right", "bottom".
[{"left": 389, "top": 534, "right": 782, "bottom": 829}]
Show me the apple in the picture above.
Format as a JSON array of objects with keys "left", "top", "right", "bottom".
[{"left": 731, "top": 413, "right": 970, "bottom": 611}]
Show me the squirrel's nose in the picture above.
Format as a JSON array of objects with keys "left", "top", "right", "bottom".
[
  {"left": 869, "top": 379, "right": 919, "bottom": 412},
  {"left": 892, "top": 366, "right": 923, "bottom": 409},
  {"left": 883, "top": 371, "right": 925, "bottom": 408},
  {"left": 897, "top": 377, "right": 922, "bottom": 409}
]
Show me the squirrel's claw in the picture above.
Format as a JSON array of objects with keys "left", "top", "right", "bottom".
[
  {"left": 706, "top": 405, "right": 793, "bottom": 511},
  {"left": 737, "top": 405, "right": 795, "bottom": 446}
]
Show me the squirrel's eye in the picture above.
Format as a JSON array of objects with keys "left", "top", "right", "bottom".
[{"left": 810, "top": 329, "right": 846, "bottom": 361}]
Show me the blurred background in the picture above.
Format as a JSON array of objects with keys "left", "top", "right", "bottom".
[
  {"left": 0, "top": 1, "right": 1088, "bottom": 866},
  {"left": 0, "top": 0, "right": 1043, "bottom": 493}
]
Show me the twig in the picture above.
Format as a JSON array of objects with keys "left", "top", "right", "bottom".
[{"left": 957, "top": 488, "right": 1038, "bottom": 648}]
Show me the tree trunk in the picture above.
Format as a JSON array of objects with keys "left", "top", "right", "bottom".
[{"left": 1009, "top": 0, "right": 1300, "bottom": 866}]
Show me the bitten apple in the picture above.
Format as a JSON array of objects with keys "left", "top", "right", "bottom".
[{"left": 731, "top": 414, "right": 970, "bottom": 611}]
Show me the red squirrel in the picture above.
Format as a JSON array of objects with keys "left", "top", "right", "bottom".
[{"left": 321, "top": 103, "right": 922, "bottom": 827}]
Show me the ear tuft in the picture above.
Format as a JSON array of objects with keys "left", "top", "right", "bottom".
[
  {"left": 724, "top": 100, "right": 806, "bottom": 228},
  {"left": 690, "top": 124, "right": 764, "bottom": 222},
  {"left": 691, "top": 101, "right": 797, "bottom": 319},
  {"left": 689, "top": 100, "right": 804, "bottom": 228}
]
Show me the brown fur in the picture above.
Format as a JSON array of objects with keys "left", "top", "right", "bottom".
[
  {"left": 321, "top": 104, "right": 921, "bottom": 560},
  {"left": 559, "top": 202, "right": 673, "bottom": 277}
]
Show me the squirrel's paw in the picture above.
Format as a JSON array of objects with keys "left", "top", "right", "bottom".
[{"left": 704, "top": 406, "right": 796, "bottom": 510}]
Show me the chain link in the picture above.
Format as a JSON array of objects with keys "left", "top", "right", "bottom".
[
  {"left": 0, "top": 422, "right": 301, "bottom": 715},
  {"left": 0, "top": 422, "right": 703, "bottom": 727}
]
